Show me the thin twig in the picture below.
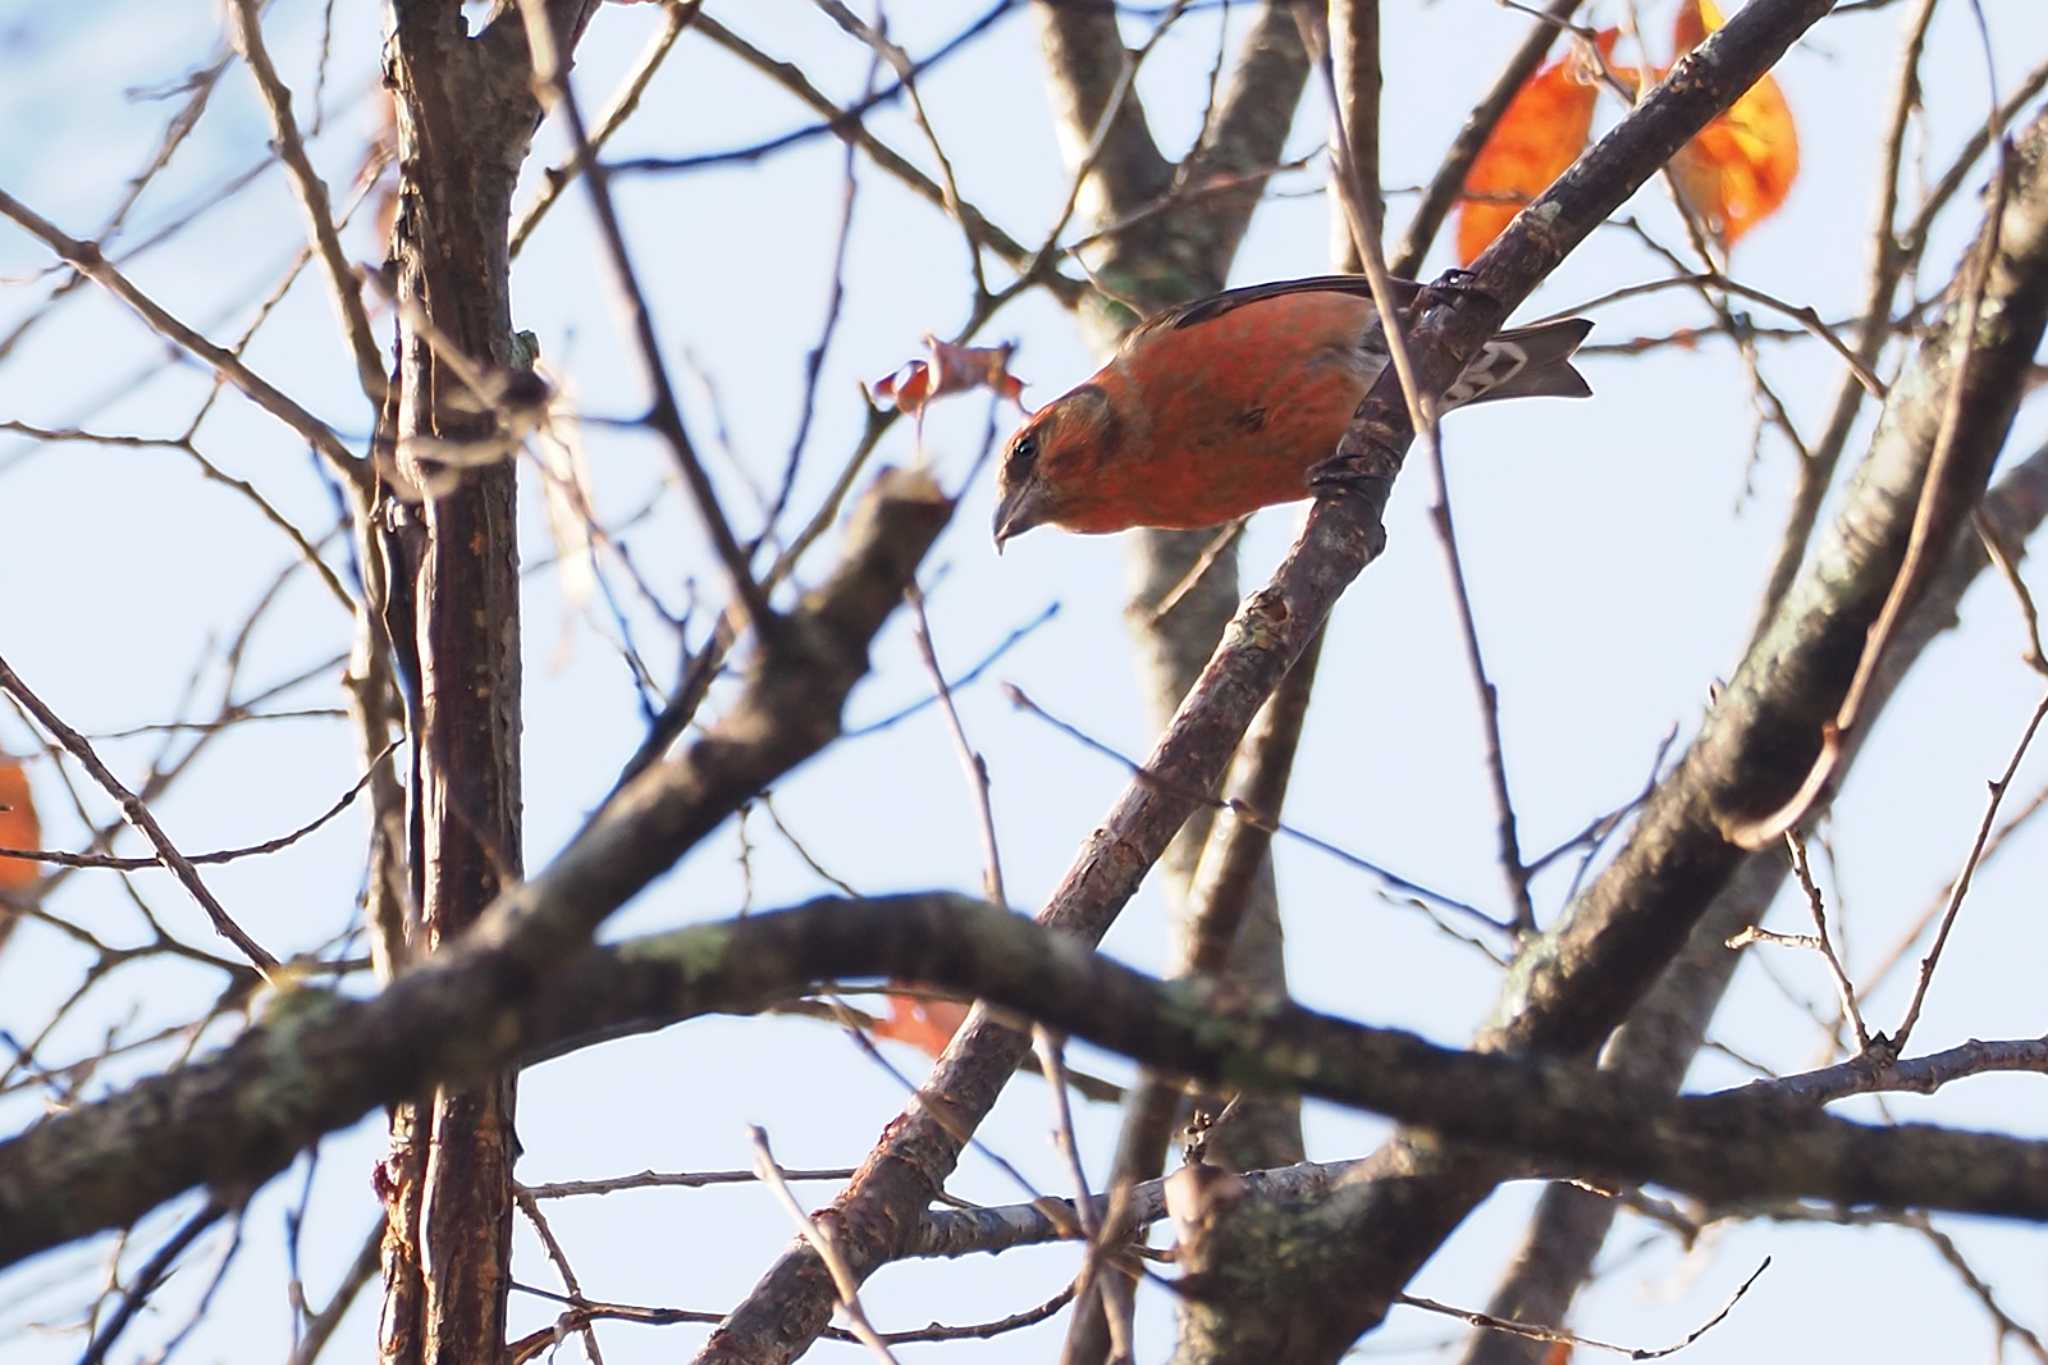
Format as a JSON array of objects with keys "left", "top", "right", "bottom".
[
  {"left": 1723, "top": 146, "right": 2016, "bottom": 849},
  {"left": 1308, "top": 10, "right": 1538, "bottom": 933},
  {"left": 1426, "top": 486, "right": 1535, "bottom": 933},
  {"left": 1002, "top": 683, "right": 1509, "bottom": 933},
  {"left": 508, "top": 1279, "right": 1075, "bottom": 1347},
  {"left": 1537, "top": 269, "right": 1887, "bottom": 397},
  {"left": 846, "top": 602, "right": 1059, "bottom": 737},
  {"left": 1898, "top": 55, "right": 2048, "bottom": 259},
  {"left": 1144, "top": 516, "right": 1249, "bottom": 624},
  {"left": 224, "top": 0, "right": 384, "bottom": 400},
  {"left": 758, "top": 31, "right": 871, "bottom": 550},
  {"left": 1746, "top": 0, "right": 1939, "bottom": 623},
  {"left": 521, "top": 1167, "right": 857, "bottom": 1199},
  {"left": 1298, "top": 13, "right": 1432, "bottom": 444},
  {"left": 816, "top": 987, "right": 1079, "bottom": 1227},
  {"left": 514, "top": 1185, "right": 607, "bottom": 1365},
  {"left": 1392, "top": 0, "right": 1581, "bottom": 275},
  {"left": 1399, "top": 1257, "right": 1768, "bottom": 1359},
  {"left": 1727, "top": 924, "right": 1824, "bottom": 952},
  {"left": 1892, "top": 686, "right": 2048, "bottom": 1052},
  {"left": 284, "top": 1220, "right": 382, "bottom": 1365},
  {"left": 0, "top": 190, "right": 364, "bottom": 489},
  {"left": 759, "top": 792, "right": 862, "bottom": 897},
  {"left": 1013, "top": 0, "right": 1195, "bottom": 297},
  {"left": 0, "top": 43, "right": 237, "bottom": 364},
  {"left": 1974, "top": 509, "right": 2048, "bottom": 673},
  {"left": 749, "top": 1126, "right": 900, "bottom": 1363},
  {"left": 811, "top": 0, "right": 992, "bottom": 297},
  {"left": 515, "top": 0, "right": 772, "bottom": 636},
  {"left": 1782, "top": 831, "right": 1872, "bottom": 1051},
  {"left": 904, "top": 587, "right": 1007, "bottom": 911},
  {"left": 76, "top": 1199, "right": 228, "bottom": 1365},
  {"left": 0, "top": 655, "right": 278, "bottom": 972},
  {"left": 1854, "top": 774, "right": 2048, "bottom": 1005},
  {"left": 1714, "top": 1035, "right": 2048, "bottom": 1107},
  {"left": 1528, "top": 723, "right": 1675, "bottom": 880},
  {"left": 903, "top": 586, "right": 1108, "bottom": 1315},
  {"left": 510, "top": 0, "right": 705, "bottom": 255},
  {"left": 1618, "top": 213, "right": 1817, "bottom": 485},
  {"left": 609, "top": 289, "right": 1035, "bottom": 791},
  {"left": 149, "top": 1200, "right": 247, "bottom": 1363},
  {"left": 0, "top": 739, "right": 397, "bottom": 871},
  {"left": 0, "top": 421, "right": 355, "bottom": 613},
  {"left": 1910, "top": 1214, "right": 2048, "bottom": 1363},
  {"left": 653, "top": 14, "right": 1085, "bottom": 307}
]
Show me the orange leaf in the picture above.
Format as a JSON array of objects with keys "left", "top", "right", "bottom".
[
  {"left": 1670, "top": 0, "right": 1727, "bottom": 54},
  {"left": 873, "top": 991, "right": 970, "bottom": 1057},
  {"left": 1668, "top": 0, "right": 1799, "bottom": 247},
  {"left": 868, "top": 337, "right": 1026, "bottom": 419},
  {"left": 1455, "top": 33, "right": 1616, "bottom": 266},
  {"left": 0, "top": 757, "right": 41, "bottom": 892}
]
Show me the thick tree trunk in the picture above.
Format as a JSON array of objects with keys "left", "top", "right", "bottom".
[{"left": 371, "top": 4, "right": 587, "bottom": 1360}]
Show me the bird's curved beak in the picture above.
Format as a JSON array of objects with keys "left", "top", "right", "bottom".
[{"left": 991, "top": 480, "right": 1048, "bottom": 553}]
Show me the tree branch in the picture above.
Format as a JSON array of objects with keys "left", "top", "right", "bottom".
[
  {"left": 1389, "top": 0, "right": 1581, "bottom": 276},
  {"left": 695, "top": 3, "right": 1861, "bottom": 1361},
  {"left": 1215, "top": 87, "right": 2048, "bottom": 1365},
  {"left": 1068, "top": 6, "right": 1316, "bottom": 1353},
  {"left": 224, "top": 0, "right": 386, "bottom": 402},
  {"left": 0, "top": 189, "right": 365, "bottom": 491},
  {"left": 12, "top": 895, "right": 2048, "bottom": 1273}
]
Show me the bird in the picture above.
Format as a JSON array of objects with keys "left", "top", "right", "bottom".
[{"left": 991, "top": 274, "right": 1592, "bottom": 546}]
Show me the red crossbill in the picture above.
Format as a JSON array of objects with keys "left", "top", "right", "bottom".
[{"left": 992, "top": 275, "right": 1591, "bottom": 544}]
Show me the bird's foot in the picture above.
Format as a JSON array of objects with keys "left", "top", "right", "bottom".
[
  {"left": 1308, "top": 435, "right": 1404, "bottom": 497},
  {"left": 1419, "top": 268, "right": 1496, "bottom": 312}
]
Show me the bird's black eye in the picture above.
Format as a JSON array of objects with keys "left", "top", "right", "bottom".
[{"left": 1009, "top": 433, "right": 1038, "bottom": 467}]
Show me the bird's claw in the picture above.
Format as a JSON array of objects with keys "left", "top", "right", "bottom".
[
  {"left": 1419, "top": 268, "right": 1496, "bottom": 312},
  {"left": 1308, "top": 440, "right": 1403, "bottom": 495}
]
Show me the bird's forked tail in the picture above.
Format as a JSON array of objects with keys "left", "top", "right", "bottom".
[{"left": 1444, "top": 317, "right": 1594, "bottom": 407}]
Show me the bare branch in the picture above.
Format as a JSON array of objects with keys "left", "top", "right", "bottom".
[
  {"left": 510, "top": 0, "right": 705, "bottom": 255},
  {"left": 224, "top": 0, "right": 385, "bottom": 401},
  {"left": 0, "top": 739, "right": 396, "bottom": 873},
  {"left": 1390, "top": 0, "right": 1582, "bottom": 276},
  {"left": 1892, "top": 686, "right": 2048, "bottom": 1052},
  {"left": 0, "top": 189, "right": 365, "bottom": 489},
  {"left": 20, "top": 895, "right": 2048, "bottom": 1273},
  {"left": 516, "top": 0, "right": 772, "bottom": 637},
  {"left": 749, "top": 1126, "right": 899, "bottom": 1364},
  {"left": 0, "top": 654, "right": 279, "bottom": 972},
  {"left": 1399, "top": 1257, "right": 1767, "bottom": 1361}
]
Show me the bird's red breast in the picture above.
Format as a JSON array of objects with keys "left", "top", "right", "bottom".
[{"left": 1089, "top": 289, "right": 1385, "bottom": 531}]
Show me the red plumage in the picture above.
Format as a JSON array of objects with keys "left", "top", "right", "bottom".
[{"left": 992, "top": 275, "right": 1591, "bottom": 543}]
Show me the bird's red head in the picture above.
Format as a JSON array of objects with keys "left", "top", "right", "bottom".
[{"left": 990, "top": 383, "right": 1125, "bottom": 549}]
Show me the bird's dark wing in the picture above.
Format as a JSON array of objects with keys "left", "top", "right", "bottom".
[{"left": 1128, "top": 274, "right": 1428, "bottom": 343}]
